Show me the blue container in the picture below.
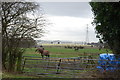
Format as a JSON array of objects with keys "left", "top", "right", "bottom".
[{"left": 97, "top": 53, "right": 120, "bottom": 72}]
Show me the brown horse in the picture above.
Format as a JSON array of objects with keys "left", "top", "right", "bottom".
[{"left": 35, "top": 48, "right": 50, "bottom": 58}]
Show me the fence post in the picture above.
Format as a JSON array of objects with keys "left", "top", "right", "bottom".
[
  {"left": 68, "top": 59, "right": 69, "bottom": 62},
  {"left": 45, "top": 58, "right": 50, "bottom": 72},
  {"left": 56, "top": 59, "right": 61, "bottom": 74},
  {"left": 72, "top": 59, "right": 76, "bottom": 78},
  {"left": 22, "top": 58, "right": 26, "bottom": 72}
]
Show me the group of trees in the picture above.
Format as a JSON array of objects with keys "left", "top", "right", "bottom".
[
  {"left": 2, "top": 2, "right": 47, "bottom": 72},
  {"left": 90, "top": 2, "right": 120, "bottom": 55}
]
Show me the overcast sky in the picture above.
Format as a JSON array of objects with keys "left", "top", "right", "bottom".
[{"left": 37, "top": 2, "right": 99, "bottom": 42}]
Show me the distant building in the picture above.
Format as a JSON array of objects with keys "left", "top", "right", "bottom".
[
  {"left": 52, "top": 40, "right": 61, "bottom": 44},
  {"left": 35, "top": 40, "right": 86, "bottom": 45}
]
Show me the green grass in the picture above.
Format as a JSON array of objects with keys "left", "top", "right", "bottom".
[
  {"left": 2, "top": 72, "right": 38, "bottom": 78},
  {"left": 23, "top": 47, "right": 112, "bottom": 58},
  {"left": 3, "top": 46, "right": 112, "bottom": 78}
]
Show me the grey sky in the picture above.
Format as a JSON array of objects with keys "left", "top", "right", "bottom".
[
  {"left": 40, "top": 2, "right": 93, "bottom": 18},
  {"left": 37, "top": 2, "right": 99, "bottom": 42}
]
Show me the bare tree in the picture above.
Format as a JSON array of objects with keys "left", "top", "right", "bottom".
[{"left": 2, "top": 2, "right": 47, "bottom": 72}]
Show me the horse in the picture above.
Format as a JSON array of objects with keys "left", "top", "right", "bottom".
[{"left": 35, "top": 48, "right": 50, "bottom": 58}]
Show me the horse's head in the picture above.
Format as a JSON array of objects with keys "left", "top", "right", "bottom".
[{"left": 36, "top": 48, "right": 44, "bottom": 54}]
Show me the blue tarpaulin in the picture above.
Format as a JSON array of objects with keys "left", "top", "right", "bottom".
[{"left": 97, "top": 53, "right": 120, "bottom": 72}]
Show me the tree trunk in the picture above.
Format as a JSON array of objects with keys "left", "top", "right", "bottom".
[
  {"left": 112, "top": 40, "right": 120, "bottom": 54},
  {"left": 16, "top": 52, "right": 23, "bottom": 72},
  {"left": 8, "top": 53, "right": 16, "bottom": 72}
]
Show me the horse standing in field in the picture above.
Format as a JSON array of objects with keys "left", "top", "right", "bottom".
[{"left": 35, "top": 47, "right": 50, "bottom": 58}]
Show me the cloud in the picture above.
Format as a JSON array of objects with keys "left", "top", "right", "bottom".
[
  {"left": 40, "top": 2, "right": 93, "bottom": 18},
  {"left": 33, "top": 2, "right": 99, "bottom": 42},
  {"left": 41, "top": 16, "right": 99, "bottom": 42}
]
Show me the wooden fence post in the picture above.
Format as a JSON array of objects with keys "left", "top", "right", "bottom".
[
  {"left": 68, "top": 59, "right": 69, "bottom": 62},
  {"left": 45, "top": 58, "right": 50, "bottom": 72},
  {"left": 56, "top": 59, "right": 61, "bottom": 74},
  {"left": 22, "top": 58, "right": 26, "bottom": 71},
  {"left": 72, "top": 59, "right": 76, "bottom": 78}
]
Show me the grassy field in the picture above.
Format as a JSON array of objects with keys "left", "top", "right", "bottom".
[
  {"left": 3, "top": 45, "right": 112, "bottom": 78},
  {"left": 23, "top": 46, "right": 112, "bottom": 58},
  {"left": 2, "top": 72, "right": 38, "bottom": 78}
]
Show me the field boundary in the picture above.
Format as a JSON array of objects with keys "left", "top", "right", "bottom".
[
  {"left": 22, "top": 56, "right": 120, "bottom": 78},
  {"left": 22, "top": 56, "right": 99, "bottom": 78}
]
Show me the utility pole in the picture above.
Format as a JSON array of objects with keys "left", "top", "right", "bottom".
[{"left": 85, "top": 24, "right": 89, "bottom": 44}]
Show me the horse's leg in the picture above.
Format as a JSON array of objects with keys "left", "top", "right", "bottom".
[
  {"left": 41, "top": 54, "right": 44, "bottom": 59},
  {"left": 45, "top": 55, "right": 47, "bottom": 59},
  {"left": 44, "top": 55, "right": 49, "bottom": 59},
  {"left": 45, "top": 55, "right": 49, "bottom": 59},
  {"left": 48, "top": 55, "right": 50, "bottom": 58}
]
